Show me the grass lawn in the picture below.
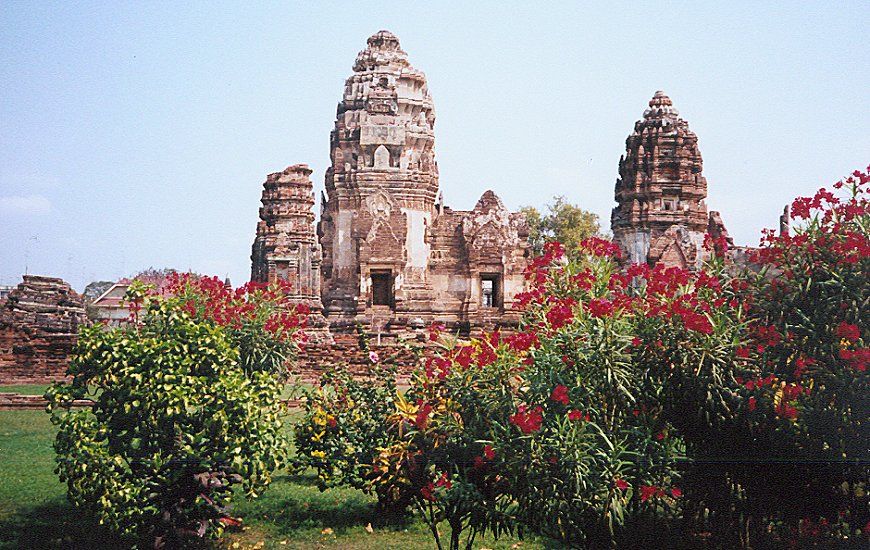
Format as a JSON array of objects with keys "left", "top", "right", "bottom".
[
  {"left": 0, "top": 409, "right": 552, "bottom": 549},
  {"left": 0, "top": 384, "right": 50, "bottom": 395}
]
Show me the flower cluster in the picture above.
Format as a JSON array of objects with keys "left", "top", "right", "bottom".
[
  {"left": 163, "top": 273, "right": 308, "bottom": 342},
  {"left": 509, "top": 405, "right": 544, "bottom": 434}
]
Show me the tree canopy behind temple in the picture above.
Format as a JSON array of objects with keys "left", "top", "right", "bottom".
[{"left": 520, "top": 195, "right": 600, "bottom": 257}]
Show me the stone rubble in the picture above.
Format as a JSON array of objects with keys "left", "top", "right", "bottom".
[{"left": 0, "top": 275, "right": 87, "bottom": 384}]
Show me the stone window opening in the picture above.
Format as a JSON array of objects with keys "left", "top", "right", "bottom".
[
  {"left": 662, "top": 197, "right": 679, "bottom": 211},
  {"left": 371, "top": 270, "right": 394, "bottom": 308},
  {"left": 480, "top": 274, "right": 502, "bottom": 309}
]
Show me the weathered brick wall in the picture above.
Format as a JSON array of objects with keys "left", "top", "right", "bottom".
[
  {"left": 292, "top": 334, "right": 424, "bottom": 384},
  {"left": 0, "top": 275, "right": 87, "bottom": 384}
]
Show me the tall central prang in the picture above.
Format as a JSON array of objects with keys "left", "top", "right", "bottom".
[{"left": 318, "top": 30, "right": 439, "bottom": 329}]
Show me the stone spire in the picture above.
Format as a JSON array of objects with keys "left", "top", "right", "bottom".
[
  {"left": 611, "top": 91, "right": 719, "bottom": 269},
  {"left": 251, "top": 164, "right": 329, "bottom": 338},
  {"left": 318, "top": 30, "right": 438, "bottom": 329}
]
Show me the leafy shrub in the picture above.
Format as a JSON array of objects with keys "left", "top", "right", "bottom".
[
  {"left": 675, "top": 167, "right": 870, "bottom": 546},
  {"left": 293, "top": 364, "right": 399, "bottom": 509},
  {"left": 336, "top": 239, "right": 745, "bottom": 549},
  {"left": 288, "top": 168, "right": 869, "bottom": 549},
  {"left": 47, "top": 277, "right": 304, "bottom": 547}
]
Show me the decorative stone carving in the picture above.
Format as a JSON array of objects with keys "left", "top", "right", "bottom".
[
  {"left": 611, "top": 91, "right": 730, "bottom": 269},
  {"left": 251, "top": 164, "right": 330, "bottom": 341},
  {"left": 250, "top": 31, "right": 531, "bottom": 337}
]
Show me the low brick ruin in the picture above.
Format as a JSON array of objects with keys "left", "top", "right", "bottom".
[{"left": 0, "top": 275, "right": 87, "bottom": 384}]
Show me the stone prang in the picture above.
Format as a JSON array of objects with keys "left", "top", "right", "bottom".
[
  {"left": 254, "top": 31, "right": 530, "bottom": 338},
  {"left": 611, "top": 91, "right": 730, "bottom": 269}
]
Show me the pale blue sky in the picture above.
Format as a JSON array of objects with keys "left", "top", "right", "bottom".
[{"left": 1, "top": 1, "right": 867, "bottom": 290}]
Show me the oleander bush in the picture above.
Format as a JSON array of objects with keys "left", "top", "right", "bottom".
[
  {"left": 46, "top": 276, "right": 305, "bottom": 547},
  {"left": 674, "top": 167, "right": 869, "bottom": 547},
  {"left": 296, "top": 167, "right": 868, "bottom": 549}
]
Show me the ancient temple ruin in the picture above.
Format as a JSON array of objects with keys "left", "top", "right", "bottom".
[
  {"left": 611, "top": 91, "right": 731, "bottom": 269},
  {"left": 0, "top": 275, "right": 87, "bottom": 383},
  {"left": 252, "top": 31, "right": 530, "bottom": 336},
  {"left": 250, "top": 164, "right": 331, "bottom": 339}
]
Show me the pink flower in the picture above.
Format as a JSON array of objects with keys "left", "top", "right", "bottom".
[{"left": 368, "top": 351, "right": 379, "bottom": 363}]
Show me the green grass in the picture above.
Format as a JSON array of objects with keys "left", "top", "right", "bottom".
[
  {"left": 0, "top": 384, "right": 50, "bottom": 395},
  {"left": 0, "top": 410, "right": 550, "bottom": 549}
]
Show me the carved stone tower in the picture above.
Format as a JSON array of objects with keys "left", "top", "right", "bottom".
[
  {"left": 251, "top": 164, "right": 329, "bottom": 338},
  {"left": 611, "top": 91, "right": 727, "bottom": 269},
  {"left": 318, "top": 30, "right": 439, "bottom": 331}
]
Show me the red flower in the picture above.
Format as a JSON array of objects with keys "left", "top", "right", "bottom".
[
  {"left": 546, "top": 299, "right": 576, "bottom": 329},
  {"left": 579, "top": 237, "right": 622, "bottom": 258},
  {"left": 473, "top": 456, "right": 485, "bottom": 469},
  {"left": 586, "top": 298, "right": 614, "bottom": 318},
  {"left": 839, "top": 348, "right": 869, "bottom": 371},
  {"left": 510, "top": 405, "right": 544, "bottom": 434},
  {"left": 414, "top": 401, "right": 433, "bottom": 430},
  {"left": 640, "top": 485, "right": 659, "bottom": 503},
  {"left": 567, "top": 409, "right": 590, "bottom": 422},
  {"left": 748, "top": 397, "right": 757, "bottom": 411},
  {"left": 453, "top": 345, "right": 474, "bottom": 369},
  {"left": 736, "top": 347, "right": 751, "bottom": 359},
  {"left": 682, "top": 311, "right": 713, "bottom": 335},
  {"left": 614, "top": 478, "right": 629, "bottom": 491},
  {"left": 835, "top": 321, "right": 860, "bottom": 342},
  {"left": 420, "top": 482, "right": 435, "bottom": 501},
  {"left": 483, "top": 444, "right": 495, "bottom": 460},
  {"left": 631, "top": 337, "right": 642, "bottom": 347},
  {"left": 435, "top": 472, "right": 452, "bottom": 490},
  {"left": 550, "top": 384, "right": 570, "bottom": 405},
  {"left": 671, "top": 487, "right": 683, "bottom": 498},
  {"left": 775, "top": 401, "right": 798, "bottom": 420},
  {"left": 506, "top": 331, "right": 538, "bottom": 352},
  {"left": 327, "top": 417, "right": 337, "bottom": 428}
]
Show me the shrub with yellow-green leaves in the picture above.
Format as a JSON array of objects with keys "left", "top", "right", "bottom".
[{"left": 47, "top": 278, "right": 302, "bottom": 547}]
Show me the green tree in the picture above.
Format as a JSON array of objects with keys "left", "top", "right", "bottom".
[{"left": 520, "top": 196, "right": 600, "bottom": 257}]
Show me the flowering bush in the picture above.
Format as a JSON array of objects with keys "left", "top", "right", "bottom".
[
  {"left": 288, "top": 168, "right": 868, "bottom": 548},
  {"left": 47, "top": 277, "right": 305, "bottom": 546},
  {"left": 346, "top": 237, "right": 748, "bottom": 548},
  {"left": 162, "top": 273, "right": 307, "bottom": 378},
  {"left": 677, "top": 167, "right": 869, "bottom": 546}
]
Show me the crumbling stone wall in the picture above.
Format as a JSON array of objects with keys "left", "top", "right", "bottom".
[{"left": 0, "top": 275, "right": 87, "bottom": 384}]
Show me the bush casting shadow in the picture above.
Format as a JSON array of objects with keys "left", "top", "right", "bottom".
[{"left": 0, "top": 501, "right": 126, "bottom": 550}]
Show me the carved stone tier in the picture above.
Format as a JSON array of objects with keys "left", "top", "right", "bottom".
[
  {"left": 611, "top": 91, "right": 730, "bottom": 269},
  {"left": 251, "top": 164, "right": 331, "bottom": 341}
]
